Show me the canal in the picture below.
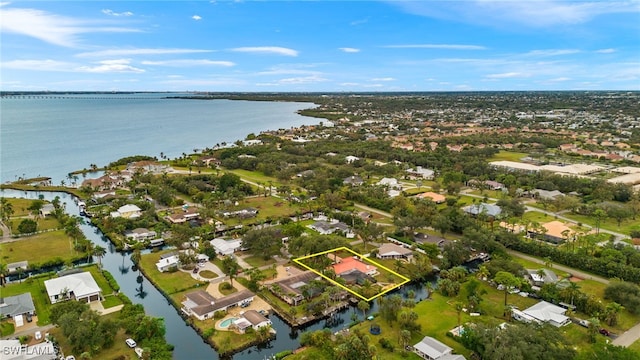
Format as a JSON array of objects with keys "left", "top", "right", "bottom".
[{"left": 1, "top": 190, "right": 432, "bottom": 359}]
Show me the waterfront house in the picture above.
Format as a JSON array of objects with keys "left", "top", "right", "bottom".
[
  {"left": 6, "top": 261, "right": 28, "bottom": 274},
  {"left": 413, "top": 233, "right": 448, "bottom": 248},
  {"left": 269, "top": 271, "right": 319, "bottom": 306},
  {"left": 124, "top": 228, "right": 157, "bottom": 242},
  {"left": 0, "top": 293, "right": 35, "bottom": 319},
  {"left": 377, "top": 243, "right": 413, "bottom": 261},
  {"left": 237, "top": 310, "right": 271, "bottom": 332},
  {"left": 111, "top": 204, "right": 142, "bottom": 219},
  {"left": 181, "top": 290, "right": 255, "bottom": 320},
  {"left": 39, "top": 203, "right": 55, "bottom": 217},
  {"left": 44, "top": 272, "right": 102, "bottom": 304},
  {"left": 333, "top": 257, "right": 377, "bottom": 277},
  {"left": 412, "top": 336, "right": 466, "bottom": 360},
  {"left": 156, "top": 252, "right": 179, "bottom": 272}
]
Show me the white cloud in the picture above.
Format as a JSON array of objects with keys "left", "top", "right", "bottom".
[
  {"left": 141, "top": 59, "right": 235, "bottom": 67},
  {"left": 1, "top": 59, "right": 75, "bottom": 71},
  {"left": 277, "top": 75, "right": 327, "bottom": 84},
  {"left": 371, "top": 77, "right": 395, "bottom": 81},
  {"left": 0, "top": 7, "right": 140, "bottom": 47},
  {"left": 77, "top": 48, "right": 213, "bottom": 57},
  {"left": 257, "top": 67, "right": 321, "bottom": 76},
  {"left": 102, "top": 9, "right": 133, "bottom": 17},
  {"left": 523, "top": 49, "right": 580, "bottom": 57},
  {"left": 393, "top": 0, "right": 640, "bottom": 28},
  {"left": 384, "top": 44, "right": 486, "bottom": 50},
  {"left": 78, "top": 59, "right": 145, "bottom": 73},
  {"left": 192, "top": 15, "right": 202, "bottom": 21},
  {"left": 339, "top": 47, "right": 360, "bottom": 53},
  {"left": 596, "top": 48, "right": 616, "bottom": 54},
  {"left": 230, "top": 46, "right": 299, "bottom": 56},
  {"left": 485, "top": 72, "right": 529, "bottom": 79}
]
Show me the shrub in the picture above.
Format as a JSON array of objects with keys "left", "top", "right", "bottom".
[
  {"left": 213, "top": 310, "right": 227, "bottom": 319},
  {"left": 379, "top": 337, "right": 394, "bottom": 352},
  {"left": 220, "top": 282, "right": 233, "bottom": 291}
]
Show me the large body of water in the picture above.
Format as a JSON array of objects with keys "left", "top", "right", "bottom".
[
  {"left": 0, "top": 95, "right": 429, "bottom": 359},
  {"left": 1, "top": 93, "right": 317, "bottom": 184}
]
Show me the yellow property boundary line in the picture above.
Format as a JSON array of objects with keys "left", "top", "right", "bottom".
[{"left": 293, "top": 246, "right": 410, "bottom": 301}]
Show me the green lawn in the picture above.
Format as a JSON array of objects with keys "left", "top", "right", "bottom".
[
  {"left": 0, "top": 321, "right": 15, "bottom": 336},
  {"left": 559, "top": 212, "right": 638, "bottom": 236},
  {"left": 512, "top": 257, "right": 570, "bottom": 278},
  {"left": 0, "top": 230, "right": 82, "bottom": 266},
  {"left": 228, "top": 169, "right": 281, "bottom": 186},
  {"left": 521, "top": 210, "right": 554, "bottom": 223},
  {"left": 3, "top": 198, "right": 37, "bottom": 217},
  {"left": 139, "top": 250, "right": 206, "bottom": 295},
  {"left": 629, "top": 339, "right": 640, "bottom": 353},
  {"left": 243, "top": 255, "right": 276, "bottom": 268},
  {"left": 9, "top": 217, "right": 60, "bottom": 232},
  {"left": 489, "top": 151, "right": 530, "bottom": 162}
]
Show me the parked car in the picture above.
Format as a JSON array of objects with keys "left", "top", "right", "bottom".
[
  {"left": 599, "top": 328, "right": 610, "bottom": 336},
  {"left": 192, "top": 267, "right": 199, "bottom": 274},
  {"left": 26, "top": 313, "right": 33, "bottom": 322},
  {"left": 125, "top": 338, "right": 137, "bottom": 348},
  {"left": 35, "top": 331, "right": 42, "bottom": 340},
  {"left": 578, "top": 319, "right": 590, "bottom": 328},
  {"left": 65, "top": 356, "right": 75, "bottom": 360}
]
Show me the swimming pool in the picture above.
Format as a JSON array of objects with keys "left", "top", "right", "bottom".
[{"left": 219, "top": 317, "right": 238, "bottom": 328}]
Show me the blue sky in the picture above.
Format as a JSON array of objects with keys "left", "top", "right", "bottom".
[{"left": 1, "top": 1, "right": 639, "bottom": 91}]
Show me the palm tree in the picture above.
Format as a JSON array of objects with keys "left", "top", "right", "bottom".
[
  {"left": 399, "top": 329, "right": 411, "bottom": 349},
  {"left": 85, "top": 241, "right": 95, "bottom": 263},
  {"left": 358, "top": 300, "right": 370, "bottom": 319},
  {"left": 93, "top": 245, "right": 106, "bottom": 269},
  {"left": 0, "top": 263, "right": 8, "bottom": 287},
  {"left": 561, "top": 282, "right": 581, "bottom": 306},
  {"left": 455, "top": 302, "right": 464, "bottom": 328},
  {"left": 604, "top": 302, "right": 624, "bottom": 326}
]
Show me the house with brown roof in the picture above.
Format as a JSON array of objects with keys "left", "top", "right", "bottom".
[
  {"left": 166, "top": 207, "right": 200, "bottom": 224},
  {"left": 269, "top": 271, "right": 319, "bottom": 306},
  {"left": 181, "top": 289, "right": 255, "bottom": 321},
  {"left": 529, "top": 221, "right": 575, "bottom": 244},
  {"left": 377, "top": 243, "right": 413, "bottom": 261}
]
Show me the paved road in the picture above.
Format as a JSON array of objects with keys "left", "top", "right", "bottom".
[
  {"left": 506, "top": 250, "right": 610, "bottom": 285},
  {"left": 612, "top": 321, "right": 640, "bottom": 347}
]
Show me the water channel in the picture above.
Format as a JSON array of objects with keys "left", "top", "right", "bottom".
[{"left": 1, "top": 189, "right": 431, "bottom": 359}]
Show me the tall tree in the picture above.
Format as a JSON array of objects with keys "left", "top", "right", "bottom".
[
  {"left": 494, "top": 271, "right": 520, "bottom": 308},
  {"left": 222, "top": 256, "right": 240, "bottom": 286}
]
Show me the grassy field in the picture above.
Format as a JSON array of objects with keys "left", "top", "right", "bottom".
[
  {"left": 512, "top": 257, "right": 571, "bottom": 278},
  {"left": 489, "top": 151, "right": 530, "bottom": 162},
  {"left": 228, "top": 169, "right": 281, "bottom": 186},
  {"left": 139, "top": 250, "right": 206, "bottom": 295},
  {"left": 630, "top": 339, "right": 640, "bottom": 353},
  {"left": 3, "top": 198, "right": 38, "bottom": 217},
  {"left": 521, "top": 210, "right": 555, "bottom": 223},
  {"left": 559, "top": 212, "right": 638, "bottom": 236},
  {"left": 9, "top": 217, "right": 60, "bottom": 232},
  {"left": 0, "top": 230, "right": 82, "bottom": 266},
  {"left": 243, "top": 255, "right": 276, "bottom": 268}
]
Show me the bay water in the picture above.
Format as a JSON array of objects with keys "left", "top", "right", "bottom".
[{"left": 1, "top": 94, "right": 318, "bottom": 184}]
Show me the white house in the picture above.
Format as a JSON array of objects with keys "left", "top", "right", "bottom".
[
  {"left": 513, "top": 301, "right": 571, "bottom": 327},
  {"left": 406, "top": 166, "right": 435, "bottom": 180},
  {"left": 413, "top": 336, "right": 466, "bottom": 360},
  {"left": 124, "top": 228, "right": 157, "bottom": 242},
  {"left": 156, "top": 253, "right": 180, "bottom": 272},
  {"left": 111, "top": 204, "right": 142, "bottom": 219},
  {"left": 377, "top": 243, "right": 413, "bottom": 261},
  {"left": 236, "top": 310, "right": 271, "bottom": 332},
  {"left": 210, "top": 238, "right": 243, "bottom": 256},
  {"left": 345, "top": 155, "right": 360, "bottom": 163},
  {"left": 44, "top": 272, "right": 102, "bottom": 304}
]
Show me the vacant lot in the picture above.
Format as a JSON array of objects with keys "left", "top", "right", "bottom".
[{"left": 0, "top": 230, "right": 81, "bottom": 266}]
